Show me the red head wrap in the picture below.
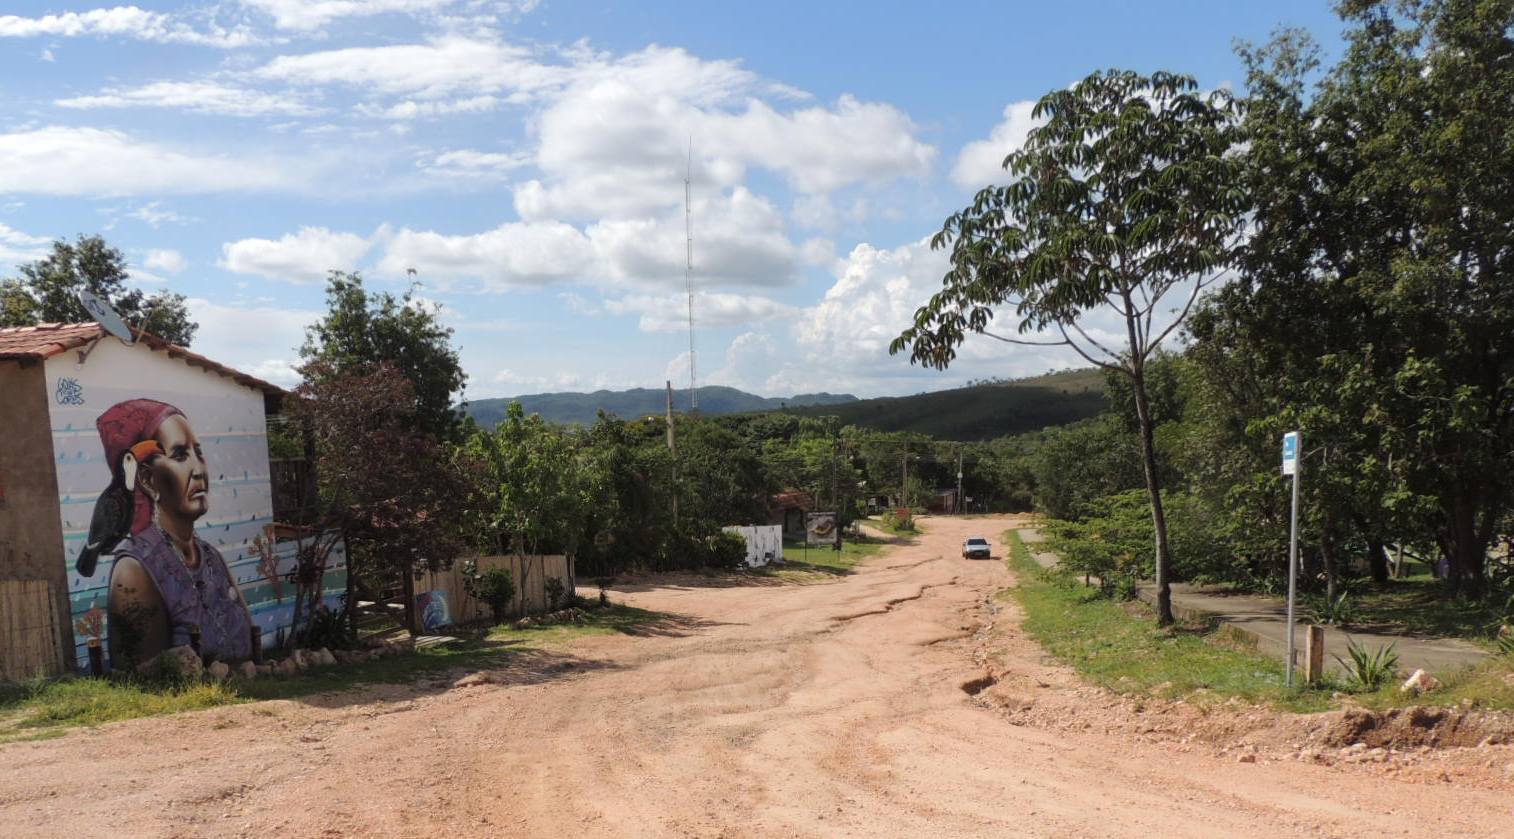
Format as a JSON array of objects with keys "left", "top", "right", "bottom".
[{"left": 95, "top": 399, "right": 184, "bottom": 535}]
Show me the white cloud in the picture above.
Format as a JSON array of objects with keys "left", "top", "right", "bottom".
[
  {"left": 0, "top": 222, "right": 51, "bottom": 269},
  {"left": 376, "top": 221, "right": 594, "bottom": 289},
  {"left": 126, "top": 201, "right": 197, "bottom": 227},
  {"left": 707, "top": 330, "right": 781, "bottom": 392},
  {"left": 219, "top": 226, "right": 372, "bottom": 283},
  {"left": 0, "top": 6, "right": 258, "bottom": 48},
  {"left": 255, "top": 35, "right": 562, "bottom": 100},
  {"left": 952, "top": 100, "right": 1041, "bottom": 188},
  {"left": 240, "top": 0, "right": 470, "bottom": 31},
  {"left": 0, "top": 127, "right": 298, "bottom": 196},
  {"left": 184, "top": 298, "right": 322, "bottom": 388},
  {"left": 604, "top": 292, "right": 797, "bottom": 333},
  {"left": 57, "top": 81, "right": 321, "bottom": 117},
  {"left": 419, "top": 148, "right": 531, "bottom": 180},
  {"left": 143, "top": 248, "right": 188, "bottom": 274},
  {"left": 360, "top": 95, "right": 504, "bottom": 120},
  {"left": 588, "top": 188, "right": 801, "bottom": 289}
]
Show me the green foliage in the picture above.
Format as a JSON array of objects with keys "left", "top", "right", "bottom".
[
  {"left": 1334, "top": 641, "right": 1400, "bottom": 692},
  {"left": 469, "top": 568, "right": 517, "bottom": 624},
  {"left": 303, "top": 603, "right": 357, "bottom": 651},
  {"left": 1046, "top": 490, "right": 1228, "bottom": 595},
  {"left": 1029, "top": 416, "right": 1144, "bottom": 520},
  {"left": 1495, "top": 629, "right": 1514, "bottom": 658},
  {"left": 543, "top": 576, "right": 565, "bottom": 611},
  {"left": 880, "top": 509, "right": 916, "bottom": 534},
  {"left": 300, "top": 272, "right": 466, "bottom": 439},
  {"left": 704, "top": 531, "right": 748, "bottom": 570},
  {"left": 1310, "top": 591, "right": 1355, "bottom": 627},
  {"left": 0, "top": 234, "right": 197, "bottom": 345}
]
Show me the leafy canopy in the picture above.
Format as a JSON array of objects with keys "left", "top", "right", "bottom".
[{"left": 0, "top": 235, "right": 197, "bottom": 346}]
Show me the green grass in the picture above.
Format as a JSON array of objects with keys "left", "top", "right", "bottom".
[
  {"left": 1005, "top": 530, "right": 1514, "bottom": 712},
  {"left": 0, "top": 603, "right": 669, "bottom": 743},
  {"left": 1005, "top": 529, "right": 1333, "bottom": 712},
  {"left": 1322, "top": 575, "right": 1511, "bottom": 648},
  {"left": 760, "top": 538, "right": 888, "bottom": 581},
  {"left": 863, "top": 516, "right": 921, "bottom": 537}
]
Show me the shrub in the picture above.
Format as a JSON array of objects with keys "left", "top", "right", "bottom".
[
  {"left": 1334, "top": 641, "right": 1399, "bottom": 691},
  {"left": 881, "top": 508, "right": 916, "bottom": 533},
  {"left": 304, "top": 601, "right": 357, "bottom": 650},
  {"left": 469, "top": 567, "right": 516, "bottom": 625},
  {"left": 544, "top": 576, "right": 565, "bottom": 611},
  {"left": 1309, "top": 591, "right": 1355, "bottom": 626},
  {"left": 706, "top": 531, "right": 748, "bottom": 569}
]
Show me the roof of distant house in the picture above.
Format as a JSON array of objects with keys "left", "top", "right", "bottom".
[{"left": 0, "top": 322, "right": 284, "bottom": 395}]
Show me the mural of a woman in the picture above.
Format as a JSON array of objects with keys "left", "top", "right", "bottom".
[{"left": 91, "top": 399, "right": 253, "bottom": 667}]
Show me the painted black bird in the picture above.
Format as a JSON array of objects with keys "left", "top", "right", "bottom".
[{"left": 76, "top": 452, "right": 139, "bottom": 577}]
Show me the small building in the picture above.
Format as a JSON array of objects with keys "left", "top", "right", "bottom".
[
  {"left": 0, "top": 323, "right": 345, "bottom": 679},
  {"left": 766, "top": 489, "right": 814, "bottom": 541}
]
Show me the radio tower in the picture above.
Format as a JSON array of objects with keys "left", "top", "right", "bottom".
[{"left": 684, "top": 139, "right": 698, "bottom": 411}]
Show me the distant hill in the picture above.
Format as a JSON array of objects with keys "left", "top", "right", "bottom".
[
  {"left": 465, "top": 385, "right": 858, "bottom": 427},
  {"left": 783, "top": 368, "right": 1107, "bottom": 440}
]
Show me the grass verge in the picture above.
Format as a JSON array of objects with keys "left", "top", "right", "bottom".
[
  {"left": 0, "top": 603, "right": 667, "bottom": 744},
  {"left": 862, "top": 516, "right": 921, "bottom": 537},
  {"left": 764, "top": 538, "right": 887, "bottom": 580},
  {"left": 1005, "top": 530, "right": 1514, "bottom": 712}
]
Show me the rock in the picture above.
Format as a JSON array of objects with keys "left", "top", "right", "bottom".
[
  {"left": 389, "top": 638, "right": 415, "bottom": 653},
  {"left": 239, "top": 661, "right": 258, "bottom": 680},
  {"left": 1401, "top": 669, "right": 1442, "bottom": 695},
  {"left": 289, "top": 648, "right": 310, "bottom": 669},
  {"left": 275, "top": 657, "right": 299, "bottom": 676},
  {"left": 1236, "top": 753, "right": 1257, "bottom": 764},
  {"left": 255, "top": 663, "right": 274, "bottom": 677},
  {"left": 314, "top": 648, "right": 337, "bottom": 667},
  {"left": 515, "top": 617, "right": 534, "bottom": 629},
  {"left": 134, "top": 644, "right": 203, "bottom": 680},
  {"left": 207, "top": 661, "right": 230, "bottom": 681},
  {"left": 453, "top": 673, "right": 496, "bottom": 688},
  {"left": 333, "top": 650, "right": 350, "bottom": 665}
]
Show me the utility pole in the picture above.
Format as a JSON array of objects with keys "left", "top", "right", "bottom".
[
  {"left": 666, "top": 381, "right": 678, "bottom": 528},
  {"left": 900, "top": 448, "right": 909, "bottom": 509},
  {"left": 956, "top": 450, "right": 964, "bottom": 515}
]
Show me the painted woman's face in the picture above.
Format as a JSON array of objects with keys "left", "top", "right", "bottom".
[{"left": 147, "top": 415, "right": 209, "bottom": 522}]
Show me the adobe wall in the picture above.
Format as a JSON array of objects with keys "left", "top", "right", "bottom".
[{"left": 0, "top": 359, "right": 71, "bottom": 666}]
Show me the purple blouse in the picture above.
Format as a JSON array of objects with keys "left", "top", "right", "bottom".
[{"left": 112, "top": 523, "right": 253, "bottom": 662}]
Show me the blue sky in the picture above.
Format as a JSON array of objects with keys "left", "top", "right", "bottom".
[{"left": 0, "top": 1, "right": 1343, "bottom": 399}]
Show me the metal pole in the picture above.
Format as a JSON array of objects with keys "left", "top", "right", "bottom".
[{"left": 1285, "top": 440, "right": 1301, "bottom": 688}]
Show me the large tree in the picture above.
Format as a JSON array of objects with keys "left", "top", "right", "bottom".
[
  {"left": 300, "top": 272, "right": 466, "bottom": 439},
  {"left": 1198, "top": 1, "right": 1514, "bottom": 597},
  {"left": 892, "top": 70, "right": 1245, "bottom": 623},
  {"left": 0, "top": 235, "right": 197, "bottom": 346}
]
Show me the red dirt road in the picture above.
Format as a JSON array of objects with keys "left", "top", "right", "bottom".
[{"left": 2, "top": 515, "right": 1512, "bottom": 838}]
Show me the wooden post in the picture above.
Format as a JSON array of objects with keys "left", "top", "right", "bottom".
[
  {"left": 87, "top": 638, "right": 104, "bottom": 677},
  {"left": 1304, "top": 624, "right": 1326, "bottom": 685}
]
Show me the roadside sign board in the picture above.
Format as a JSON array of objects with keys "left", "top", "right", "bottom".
[
  {"left": 1282, "top": 431, "right": 1299, "bottom": 476},
  {"left": 805, "top": 512, "right": 836, "bottom": 547}
]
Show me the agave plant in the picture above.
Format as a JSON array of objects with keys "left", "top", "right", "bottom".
[
  {"left": 1312, "top": 590, "right": 1355, "bottom": 626},
  {"left": 1334, "top": 640, "right": 1399, "bottom": 691}
]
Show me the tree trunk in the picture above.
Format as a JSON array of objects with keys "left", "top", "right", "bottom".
[
  {"left": 1367, "top": 539, "right": 1390, "bottom": 585},
  {"left": 1130, "top": 365, "right": 1175, "bottom": 625},
  {"left": 1443, "top": 494, "right": 1491, "bottom": 598}
]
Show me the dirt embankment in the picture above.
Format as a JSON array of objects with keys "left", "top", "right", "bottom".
[{"left": 1, "top": 514, "right": 1512, "bottom": 838}]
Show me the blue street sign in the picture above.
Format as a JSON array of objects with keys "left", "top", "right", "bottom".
[{"left": 1282, "top": 431, "right": 1299, "bottom": 476}]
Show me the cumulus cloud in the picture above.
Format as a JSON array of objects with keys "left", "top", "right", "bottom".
[
  {"left": 0, "top": 222, "right": 51, "bottom": 268},
  {"left": 952, "top": 100, "right": 1042, "bottom": 188},
  {"left": 184, "top": 297, "right": 323, "bottom": 387},
  {"left": 604, "top": 292, "right": 797, "bottom": 333},
  {"left": 143, "top": 248, "right": 188, "bottom": 274},
  {"left": 376, "top": 221, "right": 594, "bottom": 289},
  {"left": 0, "top": 127, "right": 298, "bottom": 196},
  {"left": 219, "top": 226, "right": 372, "bottom": 283},
  {"left": 0, "top": 6, "right": 258, "bottom": 48},
  {"left": 56, "top": 81, "right": 321, "bottom": 117}
]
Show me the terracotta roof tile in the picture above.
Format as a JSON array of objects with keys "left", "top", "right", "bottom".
[{"left": 0, "top": 322, "right": 284, "bottom": 395}]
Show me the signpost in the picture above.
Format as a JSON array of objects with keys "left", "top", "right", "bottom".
[{"left": 1282, "top": 431, "right": 1301, "bottom": 688}]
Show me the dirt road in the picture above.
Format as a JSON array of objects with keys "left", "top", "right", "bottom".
[{"left": 3, "top": 515, "right": 1512, "bottom": 838}]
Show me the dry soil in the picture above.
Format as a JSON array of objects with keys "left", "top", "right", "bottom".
[{"left": 3, "top": 515, "right": 1512, "bottom": 838}]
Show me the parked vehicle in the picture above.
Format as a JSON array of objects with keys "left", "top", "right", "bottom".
[{"left": 962, "top": 537, "right": 992, "bottom": 559}]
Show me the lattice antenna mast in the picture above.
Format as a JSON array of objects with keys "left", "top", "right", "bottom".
[{"left": 685, "top": 139, "right": 698, "bottom": 411}]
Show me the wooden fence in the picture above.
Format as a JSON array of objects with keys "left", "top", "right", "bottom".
[
  {"left": 418, "top": 555, "right": 571, "bottom": 626},
  {"left": 0, "top": 579, "right": 65, "bottom": 682}
]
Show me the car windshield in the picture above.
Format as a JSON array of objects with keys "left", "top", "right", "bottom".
[{"left": 966, "top": 538, "right": 988, "bottom": 546}]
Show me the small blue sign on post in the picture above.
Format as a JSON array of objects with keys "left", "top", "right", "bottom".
[
  {"left": 1283, "top": 429, "right": 1302, "bottom": 687},
  {"left": 1282, "top": 431, "right": 1299, "bottom": 476}
]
